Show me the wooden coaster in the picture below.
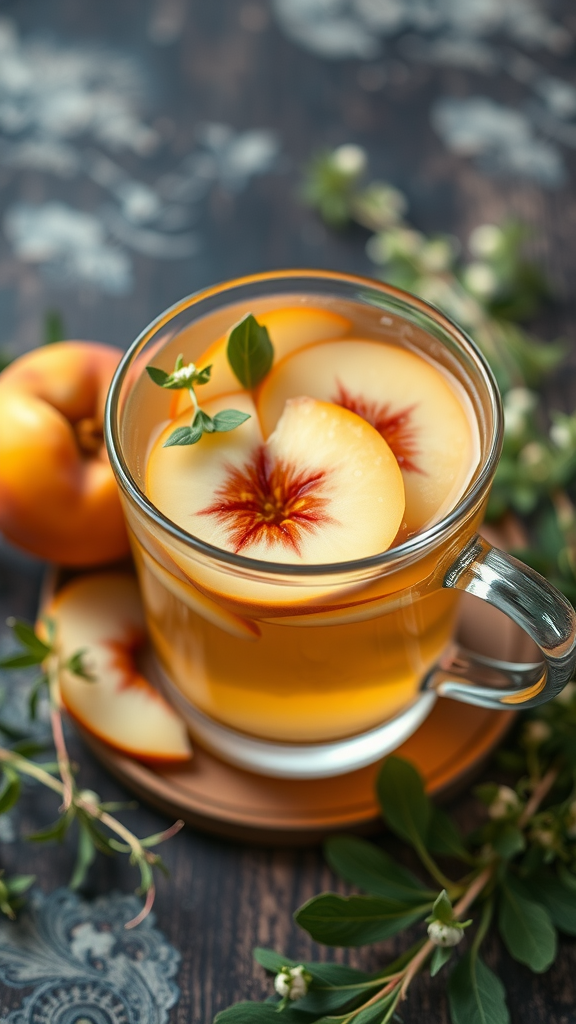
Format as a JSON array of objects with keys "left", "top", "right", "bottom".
[
  {"left": 76, "top": 580, "right": 535, "bottom": 845},
  {"left": 61, "top": 519, "right": 535, "bottom": 845}
]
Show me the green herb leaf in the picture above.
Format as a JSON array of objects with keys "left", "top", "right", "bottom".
[
  {"left": 528, "top": 871, "right": 576, "bottom": 936},
  {"left": 146, "top": 365, "right": 170, "bottom": 387},
  {"left": 70, "top": 822, "right": 97, "bottom": 890},
  {"left": 295, "top": 892, "right": 431, "bottom": 946},
  {"left": 498, "top": 874, "right": 556, "bottom": 972},
  {"left": 212, "top": 409, "right": 252, "bottom": 432},
  {"left": 226, "top": 314, "right": 274, "bottom": 389},
  {"left": 429, "top": 889, "right": 454, "bottom": 926},
  {"left": 492, "top": 823, "right": 526, "bottom": 860},
  {"left": 0, "top": 653, "right": 47, "bottom": 670},
  {"left": 0, "top": 767, "right": 20, "bottom": 815},
  {"left": 214, "top": 1005, "right": 303, "bottom": 1023},
  {"left": 427, "top": 807, "right": 471, "bottom": 861},
  {"left": 5, "top": 874, "right": 35, "bottom": 897},
  {"left": 376, "top": 757, "right": 432, "bottom": 850},
  {"left": 325, "top": 835, "right": 435, "bottom": 902},
  {"left": 254, "top": 947, "right": 370, "bottom": 985},
  {"left": 195, "top": 409, "right": 215, "bottom": 433},
  {"left": 430, "top": 945, "right": 453, "bottom": 977},
  {"left": 163, "top": 423, "right": 203, "bottom": 447},
  {"left": 448, "top": 953, "right": 510, "bottom": 1024},
  {"left": 27, "top": 814, "right": 73, "bottom": 844},
  {"left": 66, "top": 650, "right": 96, "bottom": 682},
  {"left": 28, "top": 674, "right": 49, "bottom": 720},
  {"left": 194, "top": 365, "right": 212, "bottom": 385}
]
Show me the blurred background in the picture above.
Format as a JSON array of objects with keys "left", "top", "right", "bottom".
[{"left": 0, "top": 0, "right": 574, "bottom": 365}]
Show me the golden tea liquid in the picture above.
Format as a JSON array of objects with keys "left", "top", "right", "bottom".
[{"left": 124, "top": 292, "right": 483, "bottom": 743}]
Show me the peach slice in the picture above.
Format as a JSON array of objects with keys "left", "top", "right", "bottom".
[
  {"left": 135, "top": 544, "right": 261, "bottom": 641},
  {"left": 147, "top": 393, "right": 405, "bottom": 566},
  {"left": 257, "top": 339, "right": 479, "bottom": 534},
  {"left": 44, "top": 572, "right": 192, "bottom": 764},
  {"left": 170, "top": 305, "right": 351, "bottom": 416}
]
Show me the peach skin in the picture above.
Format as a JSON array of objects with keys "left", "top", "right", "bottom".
[{"left": 0, "top": 341, "right": 130, "bottom": 565}]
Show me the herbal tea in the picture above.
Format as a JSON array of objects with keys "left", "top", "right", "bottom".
[{"left": 127, "top": 297, "right": 481, "bottom": 743}]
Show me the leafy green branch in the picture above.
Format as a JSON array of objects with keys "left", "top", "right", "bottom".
[
  {"left": 0, "top": 617, "right": 183, "bottom": 928},
  {"left": 302, "top": 143, "right": 576, "bottom": 607},
  {"left": 216, "top": 687, "right": 576, "bottom": 1023}
]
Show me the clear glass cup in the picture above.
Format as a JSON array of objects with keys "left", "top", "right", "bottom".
[{"left": 105, "top": 270, "right": 576, "bottom": 778}]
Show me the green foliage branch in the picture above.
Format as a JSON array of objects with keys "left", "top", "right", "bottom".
[{"left": 0, "top": 617, "right": 183, "bottom": 928}]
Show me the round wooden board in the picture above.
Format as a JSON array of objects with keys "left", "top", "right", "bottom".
[{"left": 76, "top": 570, "right": 537, "bottom": 845}]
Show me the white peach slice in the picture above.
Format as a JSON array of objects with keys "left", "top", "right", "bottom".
[
  {"left": 257, "top": 339, "right": 479, "bottom": 534},
  {"left": 136, "top": 544, "right": 261, "bottom": 640},
  {"left": 44, "top": 573, "right": 192, "bottom": 764},
  {"left": 170, "top": 305, "right": 351, "bottom": 415},
  {"left": 147, "top": 394, "right": 405, "bottom": 565}
]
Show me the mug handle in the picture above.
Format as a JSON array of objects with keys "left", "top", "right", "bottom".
[{"left": 423, "top": 534, "right": 576, "bottom": 709}]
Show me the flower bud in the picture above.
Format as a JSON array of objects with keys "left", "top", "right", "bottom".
[
  {"left": 468, "top": 224, "right": 503, "bottom": 259},
  {"left": 274, "top": 965, "right": 310, "bottom": 1001},
  {"left": 531, "top": 826, "right": 556, "bottom": 849},
  {"left": 523, "top": 720, "right": 551, "bottom": 746},
  {"left": 462, "top": 262, "right": 498, "bottom": 299},
  {"left": 171, "top": 362, "right": 198, "bottom": 385},
  {"left": 427, "top": 920, "right": 464, "bottom": 947},
  {"left": 331, "top": 144, "right": 367, "bottom": 177},
  {"left": 488, "top": 786, "right": 520, "bottom": 820}
]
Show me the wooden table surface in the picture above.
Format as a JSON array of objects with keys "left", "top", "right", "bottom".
[{"left": 1, "top": 2, "right": 576, "bottom": 1021}]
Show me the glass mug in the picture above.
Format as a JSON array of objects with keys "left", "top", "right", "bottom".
[{"left": 105, "top": 270, "right": 576, "bottom": 778}]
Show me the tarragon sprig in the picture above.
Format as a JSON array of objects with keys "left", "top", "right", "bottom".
[
  {"left": 146, "top": 313, "right": 274, "bottom": 447},
  {"left": 0, "top": 617, "right": 183, "bottom": 928}
]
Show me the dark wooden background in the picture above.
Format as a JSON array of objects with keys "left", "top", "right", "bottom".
[{"left": 1, "top": 1, "right": 576, "bottom": 1021}]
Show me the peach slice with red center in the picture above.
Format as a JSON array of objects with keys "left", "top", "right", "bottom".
[
  {"left": 44, "top": 572, "right": 192, "bottom": 764},
  {"left": 256, "top": 339, "right": 479, "bottom": 534},
  {"left": 169, "top": 305, "right": 351, "bottom": 417},
  {"left": 145, "top": 391, "right": 405, "bottom": 611}
]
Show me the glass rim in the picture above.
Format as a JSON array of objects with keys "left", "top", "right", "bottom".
[{"left": 105, "top": 268, "right": 503, "bottom": 579}]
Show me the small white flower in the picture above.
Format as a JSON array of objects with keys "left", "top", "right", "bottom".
[
  {"left": 427, "top": 921, "right": 464, "bottom": 947},
  {"left": 78, "top": 789, "right": 100, "bottom": 808},
  {"left": 331, "top": 143, "right": 367, "bottom": 177},
  {"left": 504, "top": 387, "right": 538, "bottom": 415},
  {"left": 524, "top": 720, "right": 552, "bottom": 746},
  {"left": 550, "top": 422, "right": 573, "bottom": 450},
  {"left": 489, "top": 786, "right": 521, "bottom": 820},
  {"left": 274, "top": 965, "right": 310, "bottom": 1002},
  {"left": 555, "top": 681, "right": 576, "bottom": 706},
  {"left": 170, "top": 362, "right": 197, "bottom": 385},
  {"left": 531, "top": 826, "right": 556, "bottom": 849},
  {"left": 420, "top": 238, "right": 454, "bottom": 273},
  {"left": 469, "top": 224, "right": 504, "bottom": 259},
  {"left": 519, "top": 442, "right": 549, "bottom": 479},
  {"left": 463, "top": 261, "right": 498, "bottom": 299}
]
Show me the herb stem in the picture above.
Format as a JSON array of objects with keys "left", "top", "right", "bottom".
[
  {"left": 0, "top": 747, "right": 64, "bottom": 795},
  {"left": 47, "top": 657, "right": 75, "bottom": 812},
  {"left": 519, "top": 765, "right": 559, "bottom": 825},
  {"left": 188, "top": 386, "right": 199, "bottom": 419},
  {"left": 399, "top": 864, "right": 494, "bottom": 999}
]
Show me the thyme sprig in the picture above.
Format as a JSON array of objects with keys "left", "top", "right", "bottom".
[{"left": 0, "top": 617, "right": 183, "bottom": 928}]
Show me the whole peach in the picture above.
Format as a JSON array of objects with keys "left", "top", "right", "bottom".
[{"left": 0, "top": 341, "right": 130, "bottom": 565}]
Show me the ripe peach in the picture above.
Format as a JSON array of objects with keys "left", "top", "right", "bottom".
[
  {"left": 0, "top": 341, "right": 130, "bottom": 565},
  {"left": 44, "top": 571, "right": 192, "bottom": 764}
]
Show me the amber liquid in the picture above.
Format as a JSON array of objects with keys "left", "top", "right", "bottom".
[{"left": 124, "top": 293, "right": 483, "bottom": 744}]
